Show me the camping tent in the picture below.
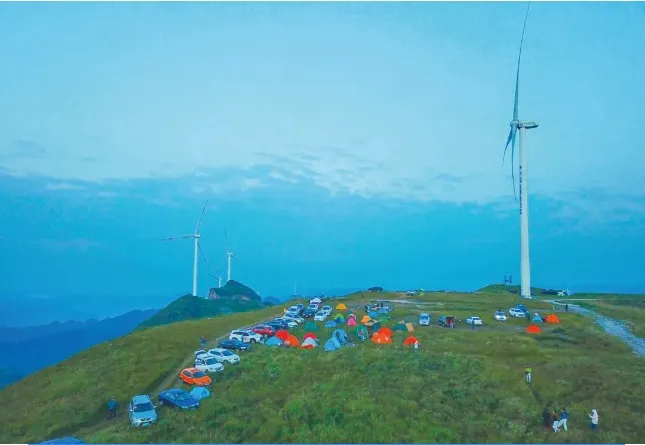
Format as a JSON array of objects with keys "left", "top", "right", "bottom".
[
  {"left": 347, "top": 313, "right": 356, "bottom": 320},
  {"left": 284, "top": 334, "right": 300, "bottom": 347},
  {"left": 334, "top": 313, "right": 345, "bottom": 323},
  {"left": 361, "top": 315, "right": 372, "bottom": 324},
  {"left": 332, "top": 329, "right": 348, "bottom": 345},
  {"left": 265, "top": 336, "right": 283, "bottom": 347},
  {"left": 378, "top": 327, "right": 393, "bottom": 337},
  {"left": 370, "top": 321, "right": 382, "bottom": 332},
  {"left": 336, "top": 303, "right": 347, "bottom": 311},
  {"left": 324, "top": 337, "right": 342, "bottom": 352},
  {"left": 347, "top": 318, "right": 357, "bottom": 326},
  {"left": 303, "top": 332, "right": 318, "bottom": 341},
  {"left": 371, "top": 332, "right": 392, "bottom": 344},
  {"left": 403, "top": 336, "right": 419, "bottom": 346},
  {"left": 190, "top": 387, "right": 211, "bottom": 400},
  {"left": 394, "top": 321, "right": 415, "bottom": 332},
  {"left": 356, "top": 325, "right": 368, "bottom": 340},
  {"left": 532, "top": 313, "right": 543, "bottom": 323},
  {"left": 304, "top": 321, "right": 319, "bottom": 331},
  {"left": 378, "top": 308, "right": 388, "bottom": 314},
  {"left": 545, "top": 314, "right": 560, "bottom": 324},
  {"left": 378, "top": 314, "right": 390, "bottom": 322},
  {"left": 526, "top": 325, "right": 542, "bottom": 334},
  {"left": 368, "top": 311, "right": 378, "bottom": 318},
  {"left": 301, "top": 337, "right": 318, "bottom": 349},
  {"left": 324, "top": 320, "right": 337, "bottom": 328},
  {"left": 275, "top": 330, "right": 290, "bottom": 341}
]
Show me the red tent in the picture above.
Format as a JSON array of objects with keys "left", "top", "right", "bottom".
[
  {"left": 303, "top": 332, "right": 317, "bottom": 341},
  {"left": 275, "top": 329, "right": 290, "bottom": 341},
  {"left": 378, "top": 327, "right": 393, "bottom": 337},
  {"left": 403, "top": 336, "right": 419, "bottom": 346},
  {"left": 526, "top": 325, "right": 542, "bottom": 334}
]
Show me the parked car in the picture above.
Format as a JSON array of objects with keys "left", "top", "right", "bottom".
[
  {"left": 274, "top": 317, "right": 298, "bottom": 328},
  {"left": 158, "top": 388, "right": 199, "bottom": 410},
  {"left": 194, "top": 349, "right": 207, "bottom": 358},
  {"left": 251, "top": 325, "right": 275, "bottom": 336},
  {"left": 314, "top": 311, "right": 328, "bottom": 321},
  {"left": 466, "top": 316, "right": 483, "bottom": 326},
  {"left": 218, "top": 338, "right": 251, "bottom": 352},
  {"left": 229, "top": 329, "right": 262, "bottom": 343},
  {"left": 419, "top": 313, "right": 431, "bottom": 326},
  {"left": 307, "top": 303, "right": 320, "bottom": 311},
  {"left": 179, "top": 367, "right": 211, "bottom": 386},
  {"left": 303, "top": 308, "right": 316, "bottom": 318},
  {"left": 509, "top": 308, "right": 526, "bottom": 318},
  {"left": 266, "top": 320, "right": 288, "bottom": 330},
  {"left": 295, "top": 303, "right": 305, "bottom": 313},
  {"left": 194, "top": 355, "right": 225, "bottom": 373},
  {"left": 283, "top": 312, "right": 304, "bottom": 324},
  {"left": 128, "top": 394, "right": 157, "bottom": 427},
  {"left": 494, "top": 311, "right": 507, "bottom": 321},
  {"left": 438, "top": 316, "right": 455, "bottom": 328},
  {"left": 321, "top": 305, "right": 332, "bottom": 315},
  {"left": 207, "top": 348, "right": 240, "bottom": 364}
]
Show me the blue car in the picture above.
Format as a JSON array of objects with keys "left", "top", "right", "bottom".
[
  {"left": 158, "top": 388, "right": 200, "bottom": 410},
  {"left": 41, "top": 438, "right": 84, "bottom": 444}
]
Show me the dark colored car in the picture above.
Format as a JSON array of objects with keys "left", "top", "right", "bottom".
[
  {"left": 251, "top": 325, "right": 274, "bottom": 336},
  {"left": 218, "top": 339, "right": 251, "bottom": 351},
  {"left": 438, "top": 316, "right": 455, "bottom": 328},
  {"left": 158, "top": 389, "right": 200, "bottom": 410},
  {"left": 295, "top": 304, "right": 305, "bottom": 313},
  {"left": 303, "top": 308, "right": 316, "bottom": 318},
  {"left": 41, "top": 438, "right": 85, "bottom": 444},
  {"left": 269, "top": 319, "right": 289, "bottom": 329}
]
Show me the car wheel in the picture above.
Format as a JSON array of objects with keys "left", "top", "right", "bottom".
[{"left": 250, "top": 339, "right": 256, "bottom": 344}]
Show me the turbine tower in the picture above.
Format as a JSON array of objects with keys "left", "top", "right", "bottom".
[
  {"left": 503, "top": 3, "right": 537, "bottom": 300},
  {"left": 163, "top": 201, "right": 209, "bottom": 297},
  {"left": 224, "top": 229, "right": 238, "bottom": 283}
]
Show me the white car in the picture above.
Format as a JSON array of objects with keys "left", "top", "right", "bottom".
[
  {"left": 274, "top": 317, "right": 298, "bottom": 328},
  {"left": 314, "top": 311, "right": 328, "bottom": 321},
  {"left": 466, "top": 316, "right": 483, "bottom": 326},
  {"left": 194, "top": 349, "right": 207, "bottom": 358},
  {"left": 283, "top": 312, "right": 304, "bottom": 324},
  {"left": 287, "top": 305, "right": 300, "bottom": 315},
  {"left": 509, "top": 308, "right": 526, "bottom": 318},
  {"left": 494, "top": 311, "right": 507, "bottom": 321},
  {"left": 194, "top": 354, "right": 224, "bottom": 373},
  {"left": 207, "top": 348, "right": 240, "bottom": 364},
  {"left": 307, "top": 303, "right": 320, "bottom": 312},
  {"left": 419, "top": 313, "right": 431, "bottom": 326},
  {"left": 229, "top": 330, "right": 262, "bottom": 344},
  {"left": 321, "top": 305, "right": 332, "bottom": 315}
]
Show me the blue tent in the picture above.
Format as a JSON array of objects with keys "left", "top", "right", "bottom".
[
  {"left": 324, "top": 337, "right": 341, "bottom": 351},
  {"left": 266, "top": 336, "right": 283, "bottom": 346},
  {"left": 378, "top": 307, "right": 388, "bottom": 314},
  {"left": 368, "top": 311, "right": 378, "bottom": 318},
  {"left": 190, "top": 387, "right": 211, "bottom": 400},
  {"left": 332, "top": 328, "right": 348, "bottom": 345},
  {"left": 532, "top": 313, "right": 543, "bottom": 323},
  {"left": 324, "top": 320, "right": 337, "bottom": 328}
]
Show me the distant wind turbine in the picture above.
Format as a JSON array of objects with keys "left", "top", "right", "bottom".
[
  {"left": 163, "top": 201, "right": 209, "bottom": 297},
  {"left": 224, "top": 229, "right": 239, "bottom": 283},
  {"left": 503, "top": 3, "right": 537, "bottom": 300}
]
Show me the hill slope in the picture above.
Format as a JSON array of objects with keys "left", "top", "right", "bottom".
[
  {"left": 139, "top": 294, "right": 263, "bottom": 328},
  {"left": 208, "top": 279, "right": 262, "bottom": 301},
  {"left": 2, "top": 290, "right": 645, "bottom": 444}
]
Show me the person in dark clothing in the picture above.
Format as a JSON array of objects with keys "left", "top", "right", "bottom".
[
  {"left": 542, "top": 408, "right": 552, "bottom": 430},
  {"left": 471, "top": 321, "right": 475, "bottom": 331},
  {"left": 565, "top": 304, "right": 569, "bottom": 312},
  {"left": 200, "top": 336, "right": 206, "bottom": 348},
  {"left": 108, "top": 397, "right": 117, "bottom": 419}
]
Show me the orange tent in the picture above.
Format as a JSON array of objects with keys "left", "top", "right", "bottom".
[
  {"left": 371, "top": 332, "right": 392, "bottom": 344},
  {"left": 275, "top": 329, "right": 290, "bottom": 341},
  {"left": 284, "top": 334, "right": 300, "bottom": 347},
  {"left": 378, "top": 327, "right": 393, "bottom": 337},
  {"left": 361, "top": 315, "right": 372, "bottom": 323},
  {"left": 303, "top": 332, "right": 317, "bottom": 341},
  {"left": 526, "top": 325, "right": 542, "bottom": 334},
  {"left": 403, "top": 336, "right": 419, "bottom": 346},
  {"left": 545, "top": 314, "right": 560, "bottom": 324}
]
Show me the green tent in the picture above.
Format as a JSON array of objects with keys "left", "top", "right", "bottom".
[
  {"left": 304, "top": 321, "right": 319, "bottom": 331},
  {"left": 394, "top": 321, "right": 406, "bottom": 332},
  {"left": 370, "top": 321, "right": 381, "bottom": 332},
  {"left": 378, "top": 314, "right": 390, "bottom": 322},
  {"left": 355, "top": 325, "right": 368, "bottom": 339},
  {"left": 333, "top": 313, "right": 345, "bottom": 323}
]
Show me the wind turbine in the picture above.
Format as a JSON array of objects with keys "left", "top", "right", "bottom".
[
  {"left": 224, "top": 229, "right": 239, "bottom": 283},
  {"left": 163, "top": 201, "right": 209, "bottom": 297},
  {"left": 503, "top": 3, "right": 537, "bottom": 300}
]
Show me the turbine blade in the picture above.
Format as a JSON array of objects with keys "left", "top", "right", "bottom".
[
  {"left": 195, "top": 200, "right": 209, "bottom": 234},
  {"left": 163, "top": 235, "right": 194, "bottom": 241},
  {"left": 510, "top": 130, "right": 518, "bottom": 201},
  {"left": 513, "top": 3, "right": 531, "bottom": 121},
  {"left": 224, "top": 229, "right": 229, "bottom": 252},
  {"left": 198, "top": 244, "right": 210, "bottom": 268}
]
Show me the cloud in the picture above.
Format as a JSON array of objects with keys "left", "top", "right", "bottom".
[
  {"left": 34, "top": 238, "right": 102, "bottom": 254},
  {"left": 44, "top": 182, "right": 86, "bottom": 191}
]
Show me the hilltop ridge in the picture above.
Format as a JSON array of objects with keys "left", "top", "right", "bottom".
[{"left": 208, "top": 279, "right": 262, "bottom": 301}]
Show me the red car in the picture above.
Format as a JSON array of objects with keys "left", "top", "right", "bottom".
[{"left": 252, "top": 325, "right": 275, "bottom": 336}]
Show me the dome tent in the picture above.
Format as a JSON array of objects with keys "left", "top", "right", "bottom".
[
  {"left": 324, "top": 320, "right": 337, "bottom": 328},
  {"left": 265, "top": 336, "right": 283, "bottom": 346},
  {"left": 324, "top": 337, "right": 341, "bottom": 351}
]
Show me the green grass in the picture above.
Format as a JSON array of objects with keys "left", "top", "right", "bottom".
[
  {"left": 1, "top": 291, "right": 644, "bottom": 444},
  {"left": 575, "top": 296, "right": 645, "bottom": 339}
]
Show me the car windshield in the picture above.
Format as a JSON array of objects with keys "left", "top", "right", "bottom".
[
  {"left": 420, "top": 316, "right": 429, "bottom": 320},
  {"left": 193, "top": 371, "right": 206, "bottom": 378},
  {"left": 222, "top": 350, "right": 234, "bottom": 356},
  {"left": 205, "top": 358, "right": 218, "bottom": 365},
  {"left": 133, "top": 402, "right": 154, "bottom": 413}
]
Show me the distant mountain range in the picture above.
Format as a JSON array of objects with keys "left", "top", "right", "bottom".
[{"left": 0, "top": 309, "right": 157, "bottom": 389}]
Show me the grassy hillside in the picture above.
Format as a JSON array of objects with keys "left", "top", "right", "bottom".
[
  {"left": 139, "top": 294, "right": 263, "bottom": 328},
  {"left": 208, "top": 280, "right": 262, "bottom": 301},
  {"left": 2, "top": 290, "right": 644, "bottom": 444}
]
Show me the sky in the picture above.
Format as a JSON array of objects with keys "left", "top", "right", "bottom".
[{"left": 0, "top": 2, "right": 644, "bottom": 324}]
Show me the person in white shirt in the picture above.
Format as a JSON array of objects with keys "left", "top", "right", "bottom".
[{"left": 589, "top": 409, "right": 599, "bottom": 431}]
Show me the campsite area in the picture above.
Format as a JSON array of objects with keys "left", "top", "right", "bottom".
[{"left": 1, "top": 288, "right": 644, "bottom": 444}]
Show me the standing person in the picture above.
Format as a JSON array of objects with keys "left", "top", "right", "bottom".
[
  {"left": 262, "top": 334, "right": 267, "bottom": 344},
  {"left": 552, "top": 410, "right": 560, "bottom": 432},
  {"left": 558, "top": 408, "right": 568, "bottom": 431},
  {"left": 414, "top": 340, "right": 419, "bottom": 353},
  {"left": 524, "top": 365, "right": 532, "bottom": 384},
  {"left": 107, "top": 397, "right": 117, "bottom": 419},
  {"left": 200, "top": 336, "right": 206, "bottom": 349},
  {"left": 471, "top": 321, "right": 475, "bottom": 331},
  {"left": 542, "top": 408, "right": 552, "bottom": 430},
  {"left": 589, "top": 409, "right": 599, "bottom": 431},
  {"left": 565, "top": 304, "right": 569, "bottom": 312}
]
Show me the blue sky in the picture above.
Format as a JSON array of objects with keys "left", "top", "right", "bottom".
[{"left": 1, "top": 2, "right": 644, "bottom": 323}]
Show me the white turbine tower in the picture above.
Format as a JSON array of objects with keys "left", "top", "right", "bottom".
[
  {"left": 163, "top": 201, "right": 209, "bottom": 297},
  {"left": 503, "top": 3, "right": 537, "bottom": 300},
  {"left": 224, "top": 229, "right": 239, "bottom": 283}
]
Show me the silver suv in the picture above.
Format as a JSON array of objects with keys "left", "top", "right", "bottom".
[
  {"left": 419, "top": 313, "right": 431, "bottom": 326},
  {"left": 128, "top": 394, "right": 157, "bottom": 427}
]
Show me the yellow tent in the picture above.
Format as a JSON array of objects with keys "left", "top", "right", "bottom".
[
  {"left": 283, "top": 307, "right": 288, "bottom": 313},
  {"left": 361, "top": 315, "right": 372, "bottom": 323},
  {"left": 336, "top": 303, "right": 347, "bottom": 310}
]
